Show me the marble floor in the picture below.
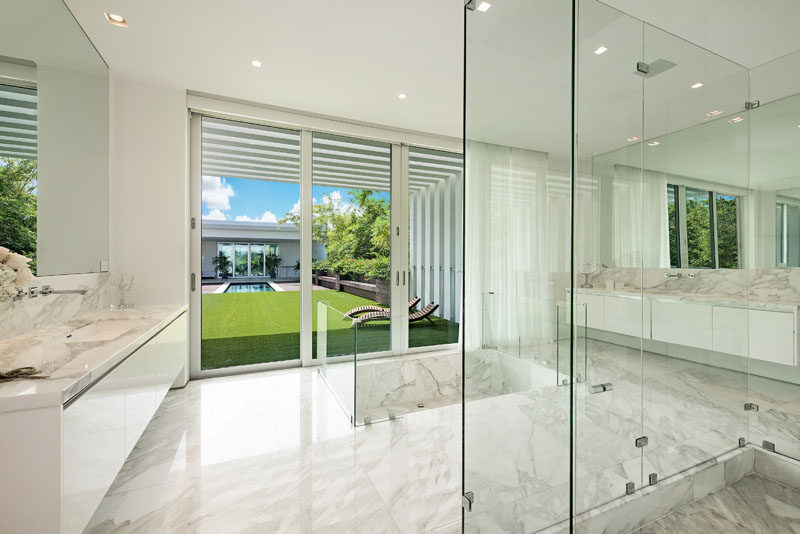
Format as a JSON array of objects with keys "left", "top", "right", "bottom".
[
  {"left": 85, "top": 368, "right": 462, "bottom": 533},
  {"left": 85, "top": 338, "right": 800, "bottom": 534},
  {"left": 636, "top": 474, "right": 800, "bottom": 533}
]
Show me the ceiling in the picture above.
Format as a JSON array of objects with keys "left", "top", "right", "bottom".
[{"left": 62, "top": 0, "right": 800, "bottom": 147}]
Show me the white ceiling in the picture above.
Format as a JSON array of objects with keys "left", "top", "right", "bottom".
[{"left": 61, "top": 0, "right": 800, "bottom": 147}]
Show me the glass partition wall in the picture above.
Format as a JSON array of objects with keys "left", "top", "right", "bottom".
[{"left": 465, "top": 0, "right": 800, "bottom": 531}]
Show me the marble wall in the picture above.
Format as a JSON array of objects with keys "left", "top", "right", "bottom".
[
  {"left": 589, "top": 267, "right": 800, "bottom": 304},
  {"left": 0, "top": 272, "right": 114, "bottom": 340}
]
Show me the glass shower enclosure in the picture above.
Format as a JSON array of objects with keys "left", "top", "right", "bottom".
[{"left": 464, "top": 0, "right": 800, "bottom": 531}]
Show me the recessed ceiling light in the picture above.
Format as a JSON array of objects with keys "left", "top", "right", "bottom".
[
  {"left": 398, "top": 93, "right": 408, "bottom": 99},
  {"left": 476, "top": 1, "right": 492, "bottom": 12},
  {"left": 627, "top": 136, "right": 640, "bottom": 142},
  {"left": 648, "top": 141, "right": 660, "bottom": 147},
  {"left": 594, "top": 46, "right": 608, "bottom": 55},
  {"left": 706, "top": 110, "right": 722, "bottom": 117},
  {"left": 690, "top": 82, "right": 704, "bottom": 89},
  {"left": 251, "top": 59, "right": 262, "bottom": 68},
  {"left": 728, "top": 116, "right": 744, "bottom": 123},
  {"left": 104, "top": 12, "right": 127, "bottom": 27}
]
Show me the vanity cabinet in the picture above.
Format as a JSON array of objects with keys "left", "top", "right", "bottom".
[
  {"left": 651, "top": 300, "right": 713, "bottom": 350},
  {"left": 61, "top": 312, "right": 187, "bottom": 534}
]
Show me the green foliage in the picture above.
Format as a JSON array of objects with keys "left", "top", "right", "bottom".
[
  {"left": 716, "top": 195, "right": 738, "bottom": 268},
  {"left": 0, "top": 158, "right": 37, "bottom": 273},
  {"left": 212, "top": 251, "right": 232, "bottom": 278},
  {"left": 669, "top": 187, "right": 739, "bottom": 269},
  {"left": 264, "top": 251, "right": 281, "bottom": 278},
  {"left": 284, "top": 189, "right": 390, "bottom": 281},
  {"left": 686, "top": 195, "right": 713, "bottom": 267}
]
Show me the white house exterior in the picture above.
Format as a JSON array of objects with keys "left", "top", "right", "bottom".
[{"left": 201, "top": 220, "right": 326, "bottom": 279}]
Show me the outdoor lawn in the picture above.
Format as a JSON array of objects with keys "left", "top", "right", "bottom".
[{"left": 201, "top": 289, "right": 459, "bottom": 369}]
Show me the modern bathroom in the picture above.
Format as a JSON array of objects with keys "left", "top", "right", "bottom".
[{"left": 2, "top": 0, "right": 800, "bottom": 532}]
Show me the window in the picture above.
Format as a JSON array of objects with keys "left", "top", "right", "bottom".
[
  {"left": 667, "top": 184, "right": 740, "bottom": 269},
  {"left": 216, "top": 242, "right": 279, "bottom": 277}
]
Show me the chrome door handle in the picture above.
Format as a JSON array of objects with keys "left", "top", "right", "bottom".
[
  {"left": 396, "top": 271, "right": 400, "bottom": 286},
  {"left": 402, "top": 270, "right": 406, "bottom": 285}
]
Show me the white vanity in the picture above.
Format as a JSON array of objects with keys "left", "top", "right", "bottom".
[
  {"left": 573, "top": 288, "right": 798, "bottom": 366},
  {"left": 0, "top": 305, "right": 188, "bottom": 534}
]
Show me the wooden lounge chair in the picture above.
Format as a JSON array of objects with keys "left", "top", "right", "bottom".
[
  {"left": 344, "top": 296, "right": 421, "bottom": 318},
  {"left": 354, "top": 302, "right": 439, "bottom": 326}
]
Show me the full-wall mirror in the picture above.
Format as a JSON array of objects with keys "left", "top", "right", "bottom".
[{"left": 0, "top": 0, "right": 109, "bottom": 276}]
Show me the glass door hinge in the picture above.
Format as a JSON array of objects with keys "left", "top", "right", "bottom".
[
  {"left": 626, "top": 482, "right": 635, "bottom": 495},
  {"left": 635, "top": 436, "right": 649, "bottom": 448},
  {"left": 745, "top": 100, "right": 760, "bottom": 110},
  {"left": 744, "top": 403, "right": 759, "bottom": 412},
  {"left": 739, "top": 437, "right": 746, "bottom": 447},
  {"left": 462, "top": 491, "right": 475, "bottom": 511},
  {"left": 636, "top": 62, "right": 650, "bottom": 74},
  {"left": 649, "top": 473, "right": 658, "bottom": 486},
  {"left": 763, "top": 440, "right": 776, "bottom": 453}
]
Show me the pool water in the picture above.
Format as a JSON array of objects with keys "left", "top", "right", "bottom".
[{"left": 224, "top": 283, "right": 275, "bottom": 293}]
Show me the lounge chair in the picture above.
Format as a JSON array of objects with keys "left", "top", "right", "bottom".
[
  {"left": 354, "top": 302, "right": 439, "bottom": 326},
  {"left": 344, "top": 296, "right": 421, "bottom": 318}
]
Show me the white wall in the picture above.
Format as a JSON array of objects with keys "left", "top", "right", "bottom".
[{"left": 109, "top": 76, "right": 188, "bottom": 306}]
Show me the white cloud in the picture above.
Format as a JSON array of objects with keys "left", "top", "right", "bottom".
[
  {"left": 322, "top": 190, "right": 357, "bottom": 215},
  {"left": 290, "top": 198, "right": 301, "bottom": 216},
  {"left": 235, "top": 211, "right": 278, "bottom": 223},
  {"left": 203, "top": 209, "right": 228, "bottom": 221},
  {"left": 202, "top": 176, "right": 235, "bottom": 210}
]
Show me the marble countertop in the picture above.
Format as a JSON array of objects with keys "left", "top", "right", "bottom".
[
  {"left": 0, "top": 304, "right": 187, "bottom": 414},
  {"left": 571, "top": 287, "right": 799, "bottom": 312}
]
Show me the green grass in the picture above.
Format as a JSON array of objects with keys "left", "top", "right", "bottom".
[{"left": 201, "top": 289, "right": 459, "bottom": 370}]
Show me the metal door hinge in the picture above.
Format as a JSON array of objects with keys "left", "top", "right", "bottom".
[
  {"left": 191, "top": 273, "right": 196, "bottom": 292},
  {"left": 745, "top": 100, "right": 760, "bottom": 110},
  {"left": 739, "top": 437, "right": 746, "bottom": 447},
  {"left": 363, "top": 416, "right": 373, "bottom": 425},
  {"left": 744, "top": 403, "right": 759, "bottom": 412},
  {"left": 763, "top": 440, "right": 776, "bottom": 453},
  {"left": 462, "top": 491, "right": 475, "bottom": 511},
  {"left": 636, "top": 62, "right": 650, "bottom": 74},
  {"left": 626, "top": 482, "right": 635, "bottom": 495},
  {"left": 649, "top": 473, "right": 658, "bottom": 486},
  {"left": 191, "top": 217, "right": 196, "bottom": 230},
  {"left": 635, "top": 436, "right": 649, "bottom": 448}
]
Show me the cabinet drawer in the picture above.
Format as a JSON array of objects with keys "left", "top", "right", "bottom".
[
  {"left": 749, "top": 309, "right": 795, "bottom": 366},
  {"left": 651, "top": 300, "right": 712, "bottom": 350}
]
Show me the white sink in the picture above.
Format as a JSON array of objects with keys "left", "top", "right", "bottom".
[{"left": 66, "top": 322, "right": 133, "bottom": 343}]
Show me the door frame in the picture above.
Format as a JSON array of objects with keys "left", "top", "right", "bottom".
[{"left": 188, "top": 95, "right": 462, "bottom": 379}]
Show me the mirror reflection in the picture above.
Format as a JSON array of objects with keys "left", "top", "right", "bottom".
[{"left": 0, "top": 0, "right": 109, "bottom": 276}]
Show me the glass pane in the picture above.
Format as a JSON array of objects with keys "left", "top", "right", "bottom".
[
  {"left": 465, "top": 0, "right": 574, "bottom": 529},
  {"left": 577, "top": 0, "right": 645, "bottom": 513},
  {"left": 685, "top": 187, "right": 713, "bottom": 268},
  {"left": 407, "top": 147, "right": 463, "bottom": 349},
  {"left": 642, "top": 22, "right": 749, "bottom": 484},
  {"left": 200, "top": 116, "right": 301, "bottom": 370},
  {"left": 667, "top": 184, "right": 680, "bottom": 268},
  {"left": 748, "top": 50, "right": 800, "bottom": 464},
  {"left": 715, "top": 193, "right": 739, "bottom": 268},
  {"left": 250, "top": 244, "right": 265, "bottom": 276}
]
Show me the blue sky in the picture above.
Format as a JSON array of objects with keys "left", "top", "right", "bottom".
[{"left": 201, "top": 176, "right": 369, "bottom": 222}]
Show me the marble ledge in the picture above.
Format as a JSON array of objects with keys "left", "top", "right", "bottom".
[
  {"left": 0, "top": 304, "right": 187, "bottom": 414},
  {"left": 571, "top": 287, "right": 800, "bottom": 311}
]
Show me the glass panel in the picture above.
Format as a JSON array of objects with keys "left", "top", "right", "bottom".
[
  {"left": 250, "top": 244, "right": 265, "bottom": 276},
  {"left": 317, "top": 301, "right": 356, "bottom": 419},
  {"left": 641, "top": 22, "right": 749, "bottom": 484},
  {"left": 577, "top": 0, "right": 645, "bottom": 513},
  {"left": 748, "top": 50, "right": 800, "bottom": 463},
  {"left": 667, "top": 184, "right": 681, "bottom": 268},
  {"left": 408, "top": 147, "right": 463, "bottom": 349},
  {"left": 685, "top": 187, "right": 714, "bottom": 268},
  {"left": 715, "top": 193, "right": 739, "bottom": 268},
  {"left": 200, "top": 116, "right": 301, "bottom": 370},
  {"left": 234, "top": 243, "right": 249, "bottom": 276},
  {"left": 464, "top": 0, "right": 574, "bottom": 530}
]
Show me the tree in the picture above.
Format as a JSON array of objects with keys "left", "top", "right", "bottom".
[
  {"left": 212, "top": 251, "right": 232, "bottom": 279},
  {"left": 0, "top": 158, "right": 37, "bottom": 274},
  {"left": 716, "top": 195, "right": 738, "bottom": 268}
]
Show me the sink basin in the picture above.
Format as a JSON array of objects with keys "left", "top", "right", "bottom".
[{"left": 66, "top": 322, "right": 133, "bottom": 343}]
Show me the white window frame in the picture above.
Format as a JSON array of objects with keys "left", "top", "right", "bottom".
[{"left": 188, "top": 96, "right": 462, "bottom": 379}]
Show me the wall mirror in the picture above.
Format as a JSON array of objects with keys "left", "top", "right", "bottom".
[{"left": 0, "top": 0, "right": 109, "bottom": 276}]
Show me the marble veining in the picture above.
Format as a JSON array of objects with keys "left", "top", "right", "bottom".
[
  {"left": 0, "top": 304, "right": 187, "bottom": 412},
  {"left": 636, "top": 474, "right": 800, "bottom": 533}
]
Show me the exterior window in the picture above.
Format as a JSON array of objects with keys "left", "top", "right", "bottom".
[
  {"left": 217, "top": 242, "right": 279, "bottom": 277},
  {"left": 667, "top": 184, "right": 740, "bottom": 269}
]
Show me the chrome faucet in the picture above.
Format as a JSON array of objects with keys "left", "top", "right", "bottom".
[
  {"left": 40, "top": 285, "right": 87, "bottom": 296},
  {"left": 664, "top": 272, "right": 695, "bottom": 279}
]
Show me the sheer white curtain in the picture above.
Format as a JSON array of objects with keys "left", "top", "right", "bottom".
[
  {"left": 612, "top": 165, "right": 670, "bottom": 268},
  {"left": 465, "top": 141, "right": 564, "bottom": 351}
]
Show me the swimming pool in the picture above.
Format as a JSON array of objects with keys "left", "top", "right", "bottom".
[{"left": 224, "top": 283, "right": 275, "bottom": 293}]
